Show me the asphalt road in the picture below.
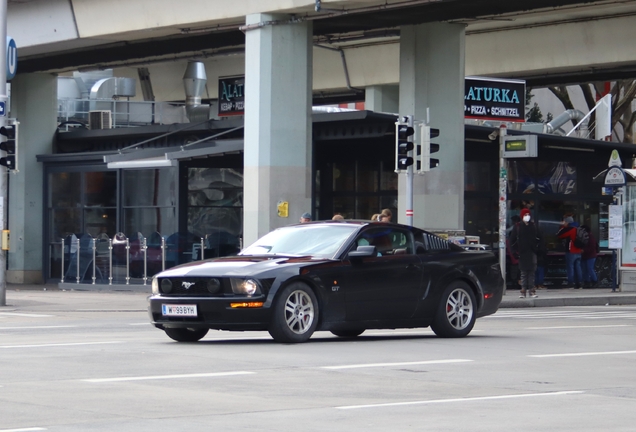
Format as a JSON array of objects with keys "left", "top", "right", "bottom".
[{"left": 1, "top": 290, "right": 636, "bottom": 431}]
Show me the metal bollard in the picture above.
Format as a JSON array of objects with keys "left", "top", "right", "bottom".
[
  {"left": 92, "top": 238, "right": 96, "bottom": 285},
  {"left": 108, "top": 239, "right": 113, "bottom": 286},
  {"left": 201, "top": 237, "right": 205, "bottom": 261},
  {"left": 60, "top": 239, "right": 65, "bottom": 283},
  {"left": 125, "top": 238, "right": 130, "bottom": 285},
  {"left": 161, "top": 236, "right": 166, "bottom": 271},
  {"left": 142, "top": 237, "right": 148, "bottom": 286},
  {"left": 75, "top": 237, "right": 80, "bottom": 284}
]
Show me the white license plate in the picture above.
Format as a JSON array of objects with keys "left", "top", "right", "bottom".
[{"left": 162, "top": 304, "right": 198, "bottom": 317}]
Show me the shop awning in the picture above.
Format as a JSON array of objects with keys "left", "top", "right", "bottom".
[{"left": 104, "top": 139, "right": 243, "bottom": 169}]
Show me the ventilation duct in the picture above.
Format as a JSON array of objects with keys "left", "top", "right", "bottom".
[
  {"left": 90, "top": 77, "right": 136, "bottom": 99},
  {"left": 544, "top": 109, "right": 588, "bottom": 136},
  {"left": 183, "top": 61, "right": 212, "bottom": 122}
]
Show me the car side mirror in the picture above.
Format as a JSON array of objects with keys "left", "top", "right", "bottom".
[{"left": 348, "top": 245, "right": 376, "bottom": 259}]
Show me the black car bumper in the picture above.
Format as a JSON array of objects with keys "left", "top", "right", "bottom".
[{"left": 148, "top": 295, "right": 272, "bottom": 331}]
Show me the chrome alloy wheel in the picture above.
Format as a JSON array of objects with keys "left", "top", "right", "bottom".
[
  {"left": 284, "top": 290, "right": 315, "bottom": 334},
  {"left": 445, "top": 288, "right": 474, "bottom": 330}
]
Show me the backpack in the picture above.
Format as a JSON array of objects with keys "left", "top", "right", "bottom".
[{"left": 573, "top": 226, "right": 589, "bottom": 249}]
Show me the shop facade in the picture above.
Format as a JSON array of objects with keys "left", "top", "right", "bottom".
[{"left": 39, "top": 113, "right": 632, "bottom": 286}]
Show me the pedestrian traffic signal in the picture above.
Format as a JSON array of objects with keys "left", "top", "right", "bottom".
[
  {"left": 419, "top": 125, "right": 440, "bottom": 173},
  {"left": 0, "top": 122, "right": 17, "bottom": 171},
  {"left": 395, "top": 121, "right": 415, "bottom": 171}
]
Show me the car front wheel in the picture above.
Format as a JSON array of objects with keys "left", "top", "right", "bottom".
[
  {"left": 430, "top": 281, "right": 476, "bottom": 338},
  {"left": 164, "top": 327, "right": 209, "bottom": 342},
  {"left": 268, "top": 282, "right": 319, "bottom": 343}
]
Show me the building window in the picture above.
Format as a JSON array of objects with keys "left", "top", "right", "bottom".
[
  {"left": 187, "top": 167, "right": 243, "bottom": 258},
  {"left": 122, "top": 169, "right": 177, "bottom": 237}
]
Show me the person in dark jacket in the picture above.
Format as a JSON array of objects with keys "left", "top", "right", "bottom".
[
  {"left": 510, "top": 208, "right": 541, "bottom": 298},
  {"left": 557, "top": 216, "right": 583, "bottom": 288},
  {"left": 581, "top": 225, "right": 598, "bottom": 288}
]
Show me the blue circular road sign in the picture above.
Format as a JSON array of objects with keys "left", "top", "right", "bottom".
[{"left": 6, "top": 37, "right": 17, "bottom": 81}]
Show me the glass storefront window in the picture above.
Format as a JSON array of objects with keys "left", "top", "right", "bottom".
[
  {"left": 85, "top": 171, "right": 117, "bottom": 207},
  {"left": 537, "top": 161, "right": 577, "bottom": 194},
  {"left": 333, "top": 162, "right": 355, "bottom": 191},
  {"left": 508, "top": 160, "right": 536, "bottom": 194},
  {"left": 123, "top": 169, "right": 175, "bottom": 207},
  {"left": 50, "top": 172, "right": 81, "bottom": 207},
  {"left": 187, "top": 168, "right": 243, "bottom": 258},
  {"left": 357, "top": 160, "right": 378, "bottom": 193},
  {"left": 124, "top": 208, "right": 176, "bottom": 238},
  {"left": 356, "top": 196, "right": 379, "bottom": 221},
  {"left": 465, "top": 161, "right": 491, "bottom": 192}
]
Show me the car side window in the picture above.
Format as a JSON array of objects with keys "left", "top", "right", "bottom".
[{"left": 355, "top": 228, "right": 414, "bottom": 256}]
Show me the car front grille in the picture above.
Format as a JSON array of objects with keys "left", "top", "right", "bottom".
[{"left": 156, "top": 277, "right": 275, "bottom": 297}]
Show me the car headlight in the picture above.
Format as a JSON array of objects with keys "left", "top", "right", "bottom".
[
  {"left": 160, "top": 278, "right": 173, "bottom": 294},
  {"left": 151, "top": 277, "right": 159, "bottom": 294},
  {"left": 230, "top": 278, "right": 261, "bottom": 296}
]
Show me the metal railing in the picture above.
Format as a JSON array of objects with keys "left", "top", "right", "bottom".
[
  {"left": 57, "top": 99, "right": 189, "bottom": 130},
  {"left": 53, "top": 232, "right": 240, "bottom": 285}
]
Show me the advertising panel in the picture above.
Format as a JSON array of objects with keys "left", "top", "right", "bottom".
[{"left": 464, "top": 77, "right": 525, "bottom": 122}]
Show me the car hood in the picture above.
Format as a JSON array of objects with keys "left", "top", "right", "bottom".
[{"left": 156, "top": 255, "right": 329, "bottom": 278}]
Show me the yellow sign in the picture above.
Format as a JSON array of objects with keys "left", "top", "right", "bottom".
[
  {"left": 505, "top": 139, "right": 527, "bottom": 151},
  {"left": 277, "top": 201, "right": 289, "bottom": 218}
]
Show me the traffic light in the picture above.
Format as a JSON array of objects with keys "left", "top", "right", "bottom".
[
  {"left": 0, "top": 121, "right": 17, "bottom": 171},
  {"left": 419, "top": 125, "right": 440, "bottom": 172},
  {"left": 395, "top": 121, "right": 415, "bottom": 171}
]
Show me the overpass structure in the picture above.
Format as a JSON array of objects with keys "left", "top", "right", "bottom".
[{"left": 2, "top": 0, "right": 635, "bottom": 285}]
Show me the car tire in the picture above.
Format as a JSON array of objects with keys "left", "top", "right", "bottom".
[
  {"left": 164, "top": 327, "right": 209, "bottom": 342},
  {"left": 430, "top": 281, "right": 476, "bottom": 338},
  {"left": 268, "top": 282, "right": 319, "bottom": 343},
  {"left": 331, "top": 329, "right": 365, "bottom": 338}
]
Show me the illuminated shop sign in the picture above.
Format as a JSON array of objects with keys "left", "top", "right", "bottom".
[
  {"left": 464, "top": 77, "right": 526, "bottom": 122},
  {"left": 218, "top": 75, "right": 245, "bottom": 117}
]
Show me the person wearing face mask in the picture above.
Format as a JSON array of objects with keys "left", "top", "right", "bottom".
[{"left": 509, "top": 208, "right": 541, "bottom": 298}]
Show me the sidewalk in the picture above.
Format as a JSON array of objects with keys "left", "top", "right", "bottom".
[
  {"left": 500, "top": 287, "right": 636, "bottom": 308},
  {"left": 3, "top": 283, "right": 636, "bottom": 310}
]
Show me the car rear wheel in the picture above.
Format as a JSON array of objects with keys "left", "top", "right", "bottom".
[
  {"left": 430, "top": 281, "right": 476, "bottom": 338},
  {"left": 331, "top": 329, "right": 365, "bottom": 338},
  {"left": 268, "top": 282, "right": 319, "bottom": 343},
  {"left": 164, "top": 327, "right": 209, "bottom": 342}
]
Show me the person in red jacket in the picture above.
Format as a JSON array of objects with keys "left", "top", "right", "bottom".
[
  {"left": 581, "top": 225, "right": 598, "bottom": 288},
  {"left": 557, "top": 216, "right": 583, "bottom": 288}
]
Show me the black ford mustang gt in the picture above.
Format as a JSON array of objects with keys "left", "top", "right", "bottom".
[{"left": 148, "top": 221, "right": 504, "bottom": 343}]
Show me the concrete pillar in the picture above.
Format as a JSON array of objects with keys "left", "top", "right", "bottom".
[
  {"left": 7, "top": 73, "right": 57, "bottom": 284},
  {"left": 243, "top": 14, "right": 312, "bottom": 246},
  {"left": 398, "top": 23, "right": 465, "bottom": 230},
  {"left": 365, "top": 85, "right": 399, "bottom": 114}
]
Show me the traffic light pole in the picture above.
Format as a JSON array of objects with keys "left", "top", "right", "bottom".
[
  {"left": 0, "top": 0, "right": 7, "bottom": 306},
  {"left": 498, "top": 124, "right": 508, "bottom": 295},
  {"left": 405, "top": 115, "right": 414, "bottom": 226}
]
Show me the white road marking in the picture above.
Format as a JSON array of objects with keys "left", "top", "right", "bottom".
[
  {"left": 321, "top": 359, "right": 472, "bottom": 370},
  {"left": 128, "top": 323, "right": 152, "bottom": 326},
  {"left": 0, "top": 341, "right": 122, "bottom": 349},
  {"left": 335, "top": 391, "right": 584, "bottom": 410},
  {"left": 83, "top": 371, "right": 255, "bottom": 383},
  {"left": 526, "top": 324, "right": 632, "bottom": 330},
  {"left": 0, "top": 326, "right": 76, "bottom": 330},
  {"left": 530, "top": 350, "right": 636, "bottom": 358},
  {"left": 0, "top": 313, "right": 53, "bottom": 318},
  {"left": 0, "top": 428, "right": 48, "bottom": 432}
]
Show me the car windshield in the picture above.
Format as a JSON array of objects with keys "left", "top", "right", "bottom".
[{"left": 240, "top": 224, "right": 359, "bottom": 258}]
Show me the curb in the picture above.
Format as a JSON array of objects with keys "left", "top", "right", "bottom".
[{"left": 501, "top": 294, "right": 636, "bottom": 308}]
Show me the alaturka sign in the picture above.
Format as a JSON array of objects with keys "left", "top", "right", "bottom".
[{"left": 464, "top": 77, "right": 526, "bottom": 122}]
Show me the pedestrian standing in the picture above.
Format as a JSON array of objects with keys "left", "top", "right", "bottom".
[
  {"left": 510, "top": 208, "right": 541, "bottom": 298},
  {"left": 300, "top": 212, "right": 312, "bottom": 223},
  {"left": 581, "top": 224, "right": 598, "bottom": 288},
  {"left": 557, "top": 216, "right": 583, "bottom": 288}
]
